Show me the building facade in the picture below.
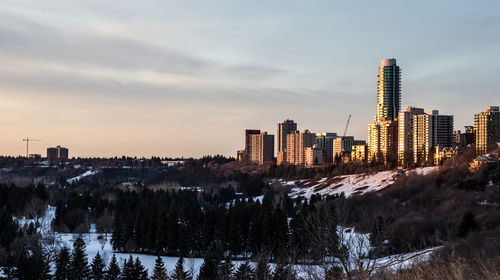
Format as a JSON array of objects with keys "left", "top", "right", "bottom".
[
  {"left": 368, "top": 58, "right": 401, "bottom": 163},
  {"left": 304, "top": 145, "right": 323, "bottom": 167},
  {"left": 250, "top": 132, "right": 274, "bottom": 164},
  {"left": 398, "top": 107, "right": 425, "bottom": 165},
  {"left": 413, "top": 110, "right": 454, "bottom": 164},
  {"left": 47, "top": 146, "right": 69, "bottom": 161},
  {"left": 245, "top": 129, "right": 260, "bottom": 163},
  {"left": 351, "top": 144, "right": 368, "bottom": 162},
  {"left": 368, "top": 119, "right": 398, "bottom": 162},
  {"left": 474, "top": 106, "right": 500, "bottom": 155},
  {"left": 376, "top": 58, "right": 401, "bottom": 122},
  {"left": 315, "top": 132, "right": 337, "bottom": 162},
  {"left": 286, "top": 130, "right": 316, "bottom": 166},
  {"left": 277, "top": 119, "right": 297, "bottom": 164}
]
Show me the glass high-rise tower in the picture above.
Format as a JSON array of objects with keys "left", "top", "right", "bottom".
[{"left": 376, "top": 58, "right": 401, "bottom": 122}]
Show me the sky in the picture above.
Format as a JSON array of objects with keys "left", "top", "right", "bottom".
[{"left": 0, "top": 0, "right": 499, "bottom": 158}]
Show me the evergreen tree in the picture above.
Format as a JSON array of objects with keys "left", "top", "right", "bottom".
[
  {"left": 197, "top": 257, "right": 217, "bottom": 280},
  {"left": 71, "top": 236, "right": 90, "bottom": 280},
  {"left": 217, "top": 256, "right": 233, "bottom": 280},
  {"left": 90, "top": 252, "right": 106, "bottom": 280},
  {"left": 112, "top": 214, "right": 125, "bottom": 252},
  {"left": 255, "top": 257, "right": 271, "bottom": 280},
  {"left": 55, "top": 246, "right": 72, "bottom": 280},
  {"left": 233, "top": 262, "right": 254, "bottom": 280},
  {"left": 134, "top": 257, "right": 149, "bottom": 280},
  {"left": 272, "top": 263, "right": 296, "bottom": 280},
  {"left": 152, "top": 256, "right": 167, "bottom": 280},
  {"left": 105, "top": 254, "right": 121, "bottom": 280},
  {"left": 121, "top": 255, "right": 136, "bottom": 280},
  {"left": 458, "top": 211, "right": 478, "bottom": 238},
  {"left": 170, "top": 256, "right": 191, "bottom": 280},
  {"left": 16, "top": 243, "right": 51, "bottom": 280}
]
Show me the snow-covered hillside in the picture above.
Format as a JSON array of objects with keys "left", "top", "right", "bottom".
[
  {"left": 67, "top": 169, "right": 98, "bottom": 184},
  {"left": 285, "top": 167, "right": 438, "bottom": 198}
]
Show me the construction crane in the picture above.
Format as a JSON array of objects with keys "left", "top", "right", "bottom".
[
  {"left": 22, "top": 137, "right": 41, "bottom": 158},
  {"left": 342, "top": 114, "right": 351, "bottom": 138}
]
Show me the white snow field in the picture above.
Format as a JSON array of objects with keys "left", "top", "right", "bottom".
[{"left": 287, "top": 167, "right": 438, "bottom": 198}]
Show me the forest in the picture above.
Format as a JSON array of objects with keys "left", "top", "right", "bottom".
[{"left": 0, "top": 154, "right": 499, "bottom": 279}]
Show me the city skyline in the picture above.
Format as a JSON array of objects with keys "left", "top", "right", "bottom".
[{"left": 1, "top": 1, "right": 499, "bottom": 158}]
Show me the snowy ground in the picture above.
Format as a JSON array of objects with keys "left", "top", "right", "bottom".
[
  {"left": 287, "top": 167, "right": 439, "bottom": 199},
  {"left": 67, "top": 169, "right": 98, "bottom": 184}
]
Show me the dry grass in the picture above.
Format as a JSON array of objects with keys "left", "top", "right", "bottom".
[{"left": 375, "top": 256, "right": 500, "bottom": 280}]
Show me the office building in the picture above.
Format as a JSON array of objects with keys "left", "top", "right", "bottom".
[
  {"left": 376, "top": 58, "right": 401, "bottom": 122},
  {"left": 47, "top": 146, "right": 69, "bottom": 161},
  {"left": 277, "top": 120, "right": 297, "bottom": 165},
  {"left": 286, "top": 130, "right": 316, "bottom": 165},
  {"left": 249, "top": 132, "right": 274, "bottom": 165},
  {"left": 398, "top": 107, "right": 425, "bottom": 164},
  {"left": 474, "top": 106, "right": 500, "bottom": 155}
]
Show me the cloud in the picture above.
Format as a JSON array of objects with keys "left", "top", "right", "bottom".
[{"left": 0, "top": 10, "right": 212, "bottom": 76}]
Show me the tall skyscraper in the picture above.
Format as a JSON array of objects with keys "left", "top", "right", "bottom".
[
  {"left": 398, "top": 107, "right": 425, "bottom": 164},
  {"left": 474, "top": 106, "right": 500, "bottom": 155},
  {"left": 368, "top": 58, "right": 401, "bottom": 162},
  {"left": 250, "top": 132, "right": 274, "bottom": 164},
  {"left": 286, "top": 130, "right": 316, "bottom": 165},
  {"left": 277, "top": 119, "right": 297, "bottom": 165},
  {"left": 376, "top": 58, "right": 401, "bottom": 122}
]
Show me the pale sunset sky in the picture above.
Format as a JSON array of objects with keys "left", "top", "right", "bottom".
[{"left": 0, "top": 0, "right": 499, "bottom": 157}]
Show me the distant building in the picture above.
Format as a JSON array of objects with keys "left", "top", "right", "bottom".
[
  {"left": 368, "top": 119, "right": 398, "bottom": 162},
  {"left": 469, "top": 154, "right": 499, "bottom": 173},
  {"left": 434, "top": 145, "right": 460, "bottom": 165},
  {"left": 245, "top": 129, "right": 260, "bottom": 163},
  {"left": 454, "top": 126, "right": 475, "bottom": 148},
  {"left": 286, "top": 130, "right": 316, "bottom": 166},
  {"left": 413, "top": 110, "right": 454, "bottom": 164},
  {"left": 351, "top": 144, "right": 368, "bottom": 162},
  {"left": 277, "top": 119, "right": 297, "bottom": 165},
  {"left": 333, "top": 136, "right": 354, "bottom": 158},
  {"left": 376, "top": 58, "right": 401, "bottom": 122},
  {"left": 315, "top": 132, "right": 337, "bottom": 161},
  {"left": 29, "top": 154, "right": 41, "bottom": 159},
  {"left": 304, "top": 145, "right": 323, "bottom": 167},
  {"left": 368, "top": 58, "right": 401, "bottom": 163},
  {"left": 474, "top": 106, "right": 500, "bottom": 155},
  {"left": 249, "top": 132, "right": 274, "bottom": 165},
  {"left": 47, "top": 146, "right": 69, "bottom": 161},
  {"left": 398, "top": 107, "right": 425, "bottom": 164},
  {"left": 237, "top": 150, "right": 246, "bottom": 162}
]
